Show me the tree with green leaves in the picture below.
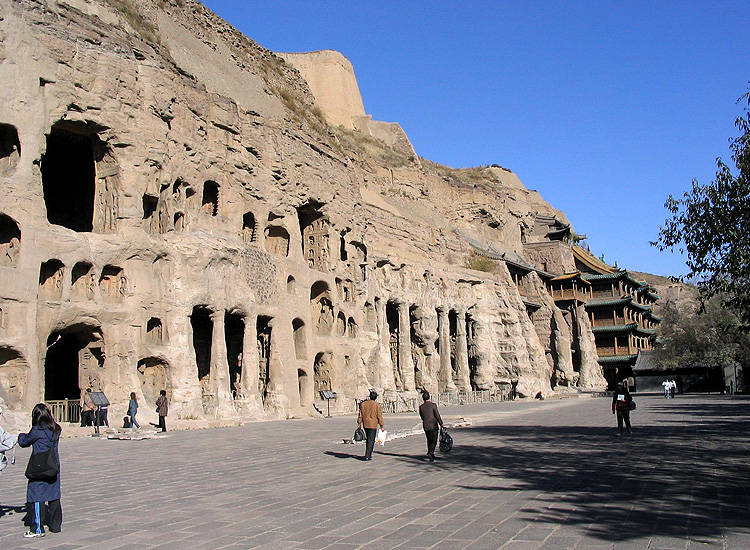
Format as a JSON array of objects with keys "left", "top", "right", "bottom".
[
  {"left": 654, "top": 297, "right": 749, "bottom": 391},
  {"left": 653, "top": 88, "right": 750, "bottom": 326}
]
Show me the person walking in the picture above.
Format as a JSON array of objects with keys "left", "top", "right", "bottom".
[
  {"left": 612, "top": 381, "right": 633, "bottom": 436},
  {"left": 418, "top": 391, "right": 443, "bottom": 462},
  {"left": 80, "top": 388, "right": 96, "bottom": 426},
  {"left": 18, "top": 403, "right": 63, "bottom": 538},
  {"left": 155, "top": 390, "right": 168, "bottom": 432},
  {"left": 357, "top": 390, "right": 384, "bottom": 461},
  {"left": 127, "top": 392, "right": 140, "bottom": 429}
]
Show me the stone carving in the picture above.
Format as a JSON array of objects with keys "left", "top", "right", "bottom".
[{"left": 0, "top": 0, "right": 610, "bottom": 426}]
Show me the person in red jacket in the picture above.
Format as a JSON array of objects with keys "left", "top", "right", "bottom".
[{"left": 612, "top": 381, "right": 633, "bottom": 436}]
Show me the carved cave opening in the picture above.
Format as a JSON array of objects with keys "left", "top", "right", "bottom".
[
  {"left": 0, "top": 347, "right": 27, "bottom": 410},
  {"left": 147, "top": 317, "right": 164, "bottom": 344},
  {"left": 39, "top": 259, "right": 64, "bottom": 299},
  {"left": 202, "top": 180, "right": 219, "bottom": 216},
  {"left": 298, "top": 368, "right": 312, "bottom": 407},
  {"left": 467, "top": 311, "right": 479, "bottom": 390},
  {"left": 313, "top": 351, "right": 332, "bottom": 393},
  {"left": 44, "top": 325, "right": 103, "bottom": 401},
  {"left": 257, "top": 316, "right": 272, "bottom": 399},
  {"left": 265, "top": 225, "right": 289, "bottom": 257},
  {"left": 298, "top": 202, "right": 329, "bottom": 271},
  {"left": 311, "top": 281, "right": 333, "bottom": 335},
  {"left": 386, "top": 302, "right": 401, "bottom": 390},
  {"left": 347, "top": 318, "right": 358, "bottom": 338},
  {"left": 71, "top": 262, "right": 95, "bottom": 299},
  {"left": 0, "top": 123, "right": 21, "bottom": 175},
  {"left": 224, "top": 312, "right": 244, "bottom": 398},
  {"left": 242, "top": 212, "right": 257, "bottom": 243},
  {"left": 99, "top": 265, "right": 125, "bottom": 301},
  {"left": 137, "top": 357, "right": 169, "bottom": 409},
  {"left": 449, "top": 309, "right": 458, "bottom": 380},
  {"left": 142, "top": 194, "right": 158, "bottom": 231},
  {"left": 0, "top": 214, "right": 21, "bottom": 267},
  {"left": 336, "top": 311, "right": 346, "bottom": 336},
  {"left": 191, "top": 307, "right": 213, "bottom": 386},
  {"left": 286, "top": 275, "right": 296, "bottom": 294},
  {"left": 41, "top": 126, "right": 98, "bottom": 232},
  {"left": 410, "top": 305, "right": 422, "bottom": 389},
  {"left": 339, "top": 234, "right": 347, "bottom": 261},
  {"left": 292, "top": 318, "right": 306, "bottom": 360}
]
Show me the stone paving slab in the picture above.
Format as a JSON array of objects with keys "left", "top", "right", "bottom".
[{"left": 1, "top": 393, "right": 749, "bottom": 549}]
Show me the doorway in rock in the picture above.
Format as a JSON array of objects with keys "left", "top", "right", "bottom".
[
  {"left": 298, "top": 368, "right": 312, "bottom": 407},
  {"left": 41, "top": 126, "right": 96, "bottom": 232},
  {"left": 224, "top": 312, "right": 244, "bottom": 399},
  {"left": 191, "top": 306, "right": 213, "bottom": 386},
  {"left": 257, "top": 316, "right": 272, "bottom": 399},
  {"left": 386, "top": 301, "right": 400, "bottom": 389},
  {"left": 449, "top": 309, "right": 458, "bottom": 381},
  {"left": 44, "top": 326, "right": 103, "bottom": 401}
]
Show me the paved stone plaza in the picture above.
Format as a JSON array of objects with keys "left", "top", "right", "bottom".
[{"left": 1, "top": 393, "right": 748, "bottom": 549}]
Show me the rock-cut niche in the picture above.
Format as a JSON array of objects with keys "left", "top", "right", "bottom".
[
  {"left": 298, "top": 202, "right": 330, "bottom": 271},
  {"left": 0, "top": 123, "right": 21, "bottom": 176},
  {"left": 310, "top": 281, "right": 333, "bottom": 335},
  {"left": 41, "top": 122, "right": 119, "bottom": 233},
  {"left": 0, "top": 214, "right": 21, "bottom": 268}
]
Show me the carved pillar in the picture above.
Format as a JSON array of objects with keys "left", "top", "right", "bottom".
[
  {"left": 455, "top": 309, "right": 471, "bottom": 391},
  {"left": 437, "top": 307, "right": 455, "bottom": 392},
  {"left": 376, "top": 299, "right": 394, "bottom": 390},
  {"left": 398, "top": 302, "right": 415, "bottom": 391},
  {"left": 266, "top": 318, "right": 283, "bottom": 393},
  {"left": 210, "top": 311, "right": 235, "bottom": 415},
  {"left": 241, "top": 312, "right": 259, "bottom": 398}
]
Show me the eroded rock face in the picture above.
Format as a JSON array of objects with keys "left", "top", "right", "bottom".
[{"left": 0, "top": 0, "right": 605, "bottom": 427}]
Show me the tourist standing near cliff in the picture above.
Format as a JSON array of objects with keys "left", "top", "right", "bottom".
[
  {"left": 18, "top": 403, "right": 63, "bottom": 538},
  {"left": 156, "top": 391, "right": 168, "bottom": 432}
]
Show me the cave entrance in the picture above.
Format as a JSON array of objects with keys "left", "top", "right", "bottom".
[
  {"left": 257, "top": 316, "right": 272, "bottom": 399},
  {"left": 224, "top": 312, "right": 244, "bottom": 399},
  {"left": 42, "top": 126, "right": 96, "bottom": 232},
  {"left": 386, "top": 302, "right": 401, "bottom": 390},
  {"left": 191, "top": 307, "right": 213, "bottom": 385},
  {"left": 44, "top": 326, "right": 103, "bottom": 402}
]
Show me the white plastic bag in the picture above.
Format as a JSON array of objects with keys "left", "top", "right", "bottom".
[{"left": 375, "top": 428, "right": 387, "bottom": 446}]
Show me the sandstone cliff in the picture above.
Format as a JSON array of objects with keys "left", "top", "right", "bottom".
[{"left": 0, "top": 0, "right": 606, "bottom": 428}]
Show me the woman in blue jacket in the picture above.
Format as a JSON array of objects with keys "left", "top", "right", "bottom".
[
  {"left": 18, "top": 403, "right": 62, "bottom": 538},
  {"left": 127, "top": 392, "right": 140, "bottom": 429}
]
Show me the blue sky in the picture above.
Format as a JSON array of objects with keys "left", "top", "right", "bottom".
[{"left": 201, "top": 1, "right": 749, "bottom": 278}]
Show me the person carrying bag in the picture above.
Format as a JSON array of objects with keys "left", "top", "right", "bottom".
[{"left": 18, "top": 403, "right": 63, "bottom": 538}]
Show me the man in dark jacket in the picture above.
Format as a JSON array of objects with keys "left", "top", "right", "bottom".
[
  {"left": 612, "top": 381, "right": 633, "bottom": 435},
  {"left": 419, "top": 391, "right": 443, "bottom": 461}
]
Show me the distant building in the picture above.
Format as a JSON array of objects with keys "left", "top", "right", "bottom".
[{"left": 575, "top": 247, "right": 661, "bottom": 389}]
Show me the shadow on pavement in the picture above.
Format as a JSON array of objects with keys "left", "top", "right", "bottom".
[
  {"left": 324, "top": 450, "right": 371, "bottom": 461},
  {"left": 388, "top": 397, "right": 750, "bottom": 543},
  {"left": 0, "top": 504, "right": 25, "bottom": 519}
]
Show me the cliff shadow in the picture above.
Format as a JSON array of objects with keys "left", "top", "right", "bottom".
[{"left": 385, "top": 398, "right": 750, "bottom": 543}]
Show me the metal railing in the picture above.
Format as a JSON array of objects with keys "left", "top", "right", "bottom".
[
  {"left": 356, "top": 389, "right": 513, "bottom": 414},
  {"left": 46, "top": 399, "right": 82, "bottom": 424},
  {"left": 436, "top": 388, "right": 513, "bottom": 406}
]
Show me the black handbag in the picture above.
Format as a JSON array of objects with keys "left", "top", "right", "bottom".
[
  {"left": 439, "top": 427, "right": 453, "bottom": 453},
  {"left": 354, "top": 427, "right": 365, "bottom": 442},
  {"left": 25, "top": 436, "right": 59, "bottom": 482},
  {"left": 629, "top": 400, "right": 636, "bottom": 411}
]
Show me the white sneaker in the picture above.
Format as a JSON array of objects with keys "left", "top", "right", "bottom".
[{"left": 23, "top": 531, "right": 45, "bottom": 538}]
